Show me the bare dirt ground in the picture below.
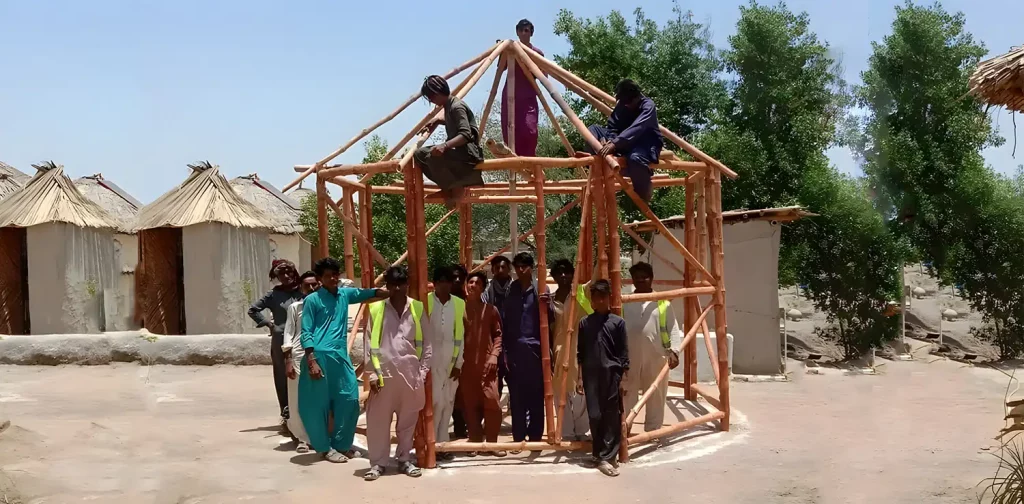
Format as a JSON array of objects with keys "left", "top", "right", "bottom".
[{"left": 0, "top": 358, "right": 1011, "bottom": 504}]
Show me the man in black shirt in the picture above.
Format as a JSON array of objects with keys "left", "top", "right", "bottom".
[{"left": 576, "top": 280, "right": 629, "bottom": 477}]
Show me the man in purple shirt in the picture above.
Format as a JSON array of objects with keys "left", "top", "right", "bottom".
[
  {"left": 500, "top": 19, "right": 544, "bottom": 157},
  {"left": 501, "top": 252, "right": 555, "bottom": 444},
  {"left": 587, "top": 79, "right": 664, "bottom": 202}
]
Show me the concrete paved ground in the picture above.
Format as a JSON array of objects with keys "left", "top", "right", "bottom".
[{"left": 0, "top": 358, "right": 1010, "bottom": 504}]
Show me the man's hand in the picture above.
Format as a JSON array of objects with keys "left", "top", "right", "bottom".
[
  {"left": 431, "top": 144, "right": 447, "bottom": 157},
  {"left": 449, "top": 367, "right": 461, "bottom": 381},
  {"left": 307, "top": 354, "right": 324, "bottom": 380},
  {"left": 483, "top": 358, "right": 497, "bottom": 379},
  {"left": 667, "top": 350, "right": 680, "bottom": 370},
  {"left": 285, "top": 358, "right": 297, "bottom": 380},
  {"left": 598, "top": 142, "right": 616, "bottom": 157}
]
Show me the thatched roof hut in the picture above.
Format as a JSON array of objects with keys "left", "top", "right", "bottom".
[
  {"left": 75, "top": 174, "right": 142, "bottom": 234},
  {"left": 229, "top": 174, "right": 303, "bottom": 235},
  {"left": 134, "top": 162, "right": 274, "bottom": 335},
  {"left": 0, "top": 162, "right": 120, "bottom": 335},
  {"left": 969, "top": 45, "right": 1024, "bottom": 112},
  {"left": 0, "top": 161, "right": 29, "bottom": 201}
]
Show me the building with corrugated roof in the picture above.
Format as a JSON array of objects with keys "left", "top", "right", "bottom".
[
  {"left": 230, "top": 174, "right": 311, "bottom": 273},
  {"left": 75, "top": 174, "right": 143, "bottom": 331},
  {"left": 0, "top": 162, "right": 120, "bottom": 334}
]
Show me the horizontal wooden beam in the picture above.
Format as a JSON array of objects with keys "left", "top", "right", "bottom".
[{"left": 621, "top": 286, "right": 717, "bottom": 303}]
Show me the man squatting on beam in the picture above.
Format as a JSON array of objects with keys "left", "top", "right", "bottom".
[
  {"left": 586, "top": 79, "right": 664, "bottom": 202},
  {"left": 415, "top": 75, "right": 486, "bottom": 209},
  {"left": 363, "top": 266, "right": 432, "bottom": 481}
]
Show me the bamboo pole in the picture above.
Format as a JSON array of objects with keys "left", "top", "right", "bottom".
[
  {"left": 595, "top": 164, "right": 609, "bottom": 281},
  {"left": 318, "top": 160, "right": 401, "bottom": 179},
  {"left": 620, "top": 286, "right": 716, "bottom": 303},
  {"left": 342, "top": 188, "right": 355, "bottom": 280},
  {"left": 520, "top": 43, "right": 738, "bottom": 180},
  {"left": 627, "top": 411, "right": 725, "bottom": 446},
  {"left": 690, "top": 383, "right": 722, "bottom": 411},
  {"left": 316, "top": 178, "right": 329, "bottom": 259},
  {"left": 285, "top": 42, "right": 499, "bottom": 192},
  {"left": 613, "top": 172, "right": 716, "bottom": 284},
  {"left": 469, "top": 197, "right": 581, "bottom": 274},
  {"left": 554, "top": 170, "right": 595, "bottom": 443},
  {"left": 435, "top": 440, "right": 588, "bottom": 453},
  {"left": 619, "top": 220, "right": 687, "bottom": 280},
  {"left": 326, "top": 197, "right": 389, "bottom": 268},
  {"left": 478, "top": 54, "right": 506, "bottom": 133},
  {"left": 510, "top": 42, "right": 619, "bottom": 170},
  {"left": 532, "top": 159, "right": 557, "bottom": 443},
  {"left": 706, "top": 171, "right": 730, "bottom": 431},
  {"left": 683, "top": 179, "right": 697, "bottom": 401}
]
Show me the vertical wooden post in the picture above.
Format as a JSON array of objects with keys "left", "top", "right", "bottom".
[
  {"left": 706, "top": 171, "right": 730, "bottom": 431},
  {"left": 682, "top": 179, "right": 696, "bottom": 401},
  {"left": 507, "top": 51, "right": 519, "bottom": 258},
  {"left": 342, "top": 187, "right": 356, "bottom": 280},
  {"left": 554, "top": 168, "right": 595, "bottom": 443},
  {"left": 594, "top": 165, "right": 609, "bottom": 281},
  {"left": 412, "top": 165, "right": 436, "bottom": 467},
  {"left": 533, "top": 161, "right": 556, "bottom": 443},
  {"left": 316, "top": 177, "right": 329, "bottom": 259}
]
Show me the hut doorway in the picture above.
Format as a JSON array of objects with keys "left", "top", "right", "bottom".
[
  {"left": 0, "top": 227, "right": 29, "bottom": 334},
  {"left": 138, "top": 227, "right": 185, "bottom": 335}
]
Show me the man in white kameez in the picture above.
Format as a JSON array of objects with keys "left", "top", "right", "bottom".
[
  {"left": 621, "top": 262, "right": 682, "bottom": 434},
  {"left": 426, "top": 266, "right": 466, "bottom": 460}
]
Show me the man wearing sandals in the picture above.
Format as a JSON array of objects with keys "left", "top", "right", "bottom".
[
  {"left": 299, "top": 258, "right": 389, "bottom": 464},
  {"left": 362, "top": 266, "right": 433, "bottom": 480}
]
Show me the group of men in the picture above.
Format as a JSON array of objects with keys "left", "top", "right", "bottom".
[{"left": 265, "top": 252, "right": 682, "bottom": 479}]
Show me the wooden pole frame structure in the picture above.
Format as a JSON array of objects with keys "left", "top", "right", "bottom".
[{"left": 292, "top": 40, "right": 735, "bottom": 470}]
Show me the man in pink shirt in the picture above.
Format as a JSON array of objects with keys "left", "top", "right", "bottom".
[{"left": 500, "top": 19, "right": 543, "bottom": 157}]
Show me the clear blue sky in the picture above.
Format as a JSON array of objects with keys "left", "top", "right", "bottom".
[{"left": 1, "top": 0, "right": 1020, "bottom": 203}]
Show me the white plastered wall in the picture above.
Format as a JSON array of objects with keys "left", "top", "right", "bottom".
[
  {"left": 183, "top": 223, "right": 271, "bottom": 334},
  {"left": 27, "top": 222, "right": 117, "bottom": 334},
  {"left": 635, "top": 219, "right": 782, "bottom": 375}
]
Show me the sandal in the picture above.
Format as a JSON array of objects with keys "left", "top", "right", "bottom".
[
  {"left": 295, "top": 442, "right": 311, "bottom": 454},
  {"left": 364, "top": 465, "right": 384, "bottom": 481},
  {"left": 322, "top": 449, "right": 348, "bottom": 463},
  {"left": 399, "top": 461, "right": 422, "bottom": 478}
]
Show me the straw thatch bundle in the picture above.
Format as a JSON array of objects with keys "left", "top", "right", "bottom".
[{"left": 969, "top": 45, "right": 1024, "bottom": 112}]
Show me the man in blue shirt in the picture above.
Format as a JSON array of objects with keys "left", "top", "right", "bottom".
[
  {"left": 587, "top": 79, "right": 664, "bottom": 202},
  {"left": 501, "top": 252, "right": 555, "bottom": 445},
  {"left": 299, "top": 257, "right": 388, "bottom": 463}
]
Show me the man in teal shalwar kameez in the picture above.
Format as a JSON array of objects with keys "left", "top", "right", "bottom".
[{"left": 300, "top": 257, "right": 388, "bottom": 463}]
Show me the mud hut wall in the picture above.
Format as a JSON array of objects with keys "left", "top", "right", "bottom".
[
  {"left": 269, "top": 233, "right": 312, "bottom": 274},
  {"left": 638, "top": 219, "right": 782, "bottom": 375},
  {"left": 27, "top": 222, "right": 117, "bottom": 334},
  {"left": 111, "top": 233, "right": 138, "bottom": 331},
  {"left": 182, "top": 223, "right": 271, "bottom": 334}
]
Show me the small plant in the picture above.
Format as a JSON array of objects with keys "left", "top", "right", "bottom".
[
  {"left": 242, "top": 280, "right": 254, "bottom": 305},
  {"left": 978, "top": 436, "right": 1024, "bottom": 503}
]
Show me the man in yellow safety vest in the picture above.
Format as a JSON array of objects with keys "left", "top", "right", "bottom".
[
  {"left": 362, "top": 266, "right": 433, "bottom": 481},
  {"left": 426, "top": 266, "right": 467, "bottom": 460},
  {"left": 620, "top": 262, "right": 682, "bottom": 434}
]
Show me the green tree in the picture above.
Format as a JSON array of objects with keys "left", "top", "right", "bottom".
[
  {"left": 700, "top": 1, "right": 904, "bottom": 356},
  {"left": 856, "top": 1, "right": 1000, "bottom": 273}
]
